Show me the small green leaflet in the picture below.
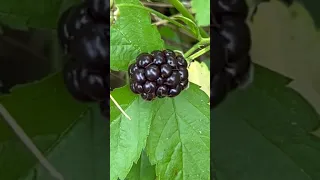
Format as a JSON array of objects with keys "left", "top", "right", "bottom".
[
  {"left": 110, "top": 0, "right": 164, "bottom": 71},
  {"left": 191, "top": 0, "right": 210, "bottom": 27}
]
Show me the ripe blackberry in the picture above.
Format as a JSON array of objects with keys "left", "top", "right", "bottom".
[
  {"left": 58, "top": 1, "right": 110, "bottom": 119},
  {"left": 69, "top": 23, "right": 109, "bottom": 65},
  {"left": 218, "top": 17, "right": 251, "bottom": 62},
  {"left": 213, "top": 0, "right": 248, "bottom": 18},
  {"left": 57, "top": 3, "right": 95, "bottom": 53},
  {"left": 78, "top": 63, "right": 109, "bottom": 101},
  {"left": 128, "top": 50, "right": 189, "bottom": 101},
  {"left": 87, "top": 0, "right": 109, "bottom": 20},
  {"left": 211, "top": 0, "right": 252, "bottom": 109},
  {"left": 62, "top": 58, "right": 94, "bottom": 102}
]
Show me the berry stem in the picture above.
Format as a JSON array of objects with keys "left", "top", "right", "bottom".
[
  {"left": 167, "top": 0, "right": 209, "bottom": 38},
  {"left": 188, "top": 45, "right": 210, "bottom": 60},
  {"left": 184, "top": 38, "right": 210, "bottom": 58},
  {"left": 110, "top": 94, "right": 132, "bottom": 120},
  {"left": 0, "top": 104, "right": 64, "bottom": 180},
  {"left": 116, "top": 4, "right": 198, "bottom": 39}
]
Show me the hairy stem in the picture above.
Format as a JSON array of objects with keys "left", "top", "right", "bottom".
[
  {"left": 188, "top": 45, "right": 210, "bottom": 60},
  {"left": 167, "top": 0, "right": 209, "bottom": 38},
  {"left": 116, "top": 4, "right": 197, "bottom": 38},
  {"left": 0, "top": 104, "right": 64, "bottom": 180},
  {"left": 184, "top": 38, "right": 210, "bottom": 58}
]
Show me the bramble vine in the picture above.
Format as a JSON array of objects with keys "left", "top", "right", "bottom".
[{"left": 110, "top": 0, "right": 210, "bottom": 179}]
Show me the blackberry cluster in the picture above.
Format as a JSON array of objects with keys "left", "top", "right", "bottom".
[
  {"left": 57, "top": 0, "right": 109, "bottom": 119},
  {"left": 211, "top": 0, "right": 252, "bottom": 108},
  {"left": 128, "top": 50, "right": 189, "bottom": 101}
]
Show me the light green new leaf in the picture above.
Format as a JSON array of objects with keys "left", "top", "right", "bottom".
[
  {"left": 191, "top": 0, "right": 210, "bottom": 26},
  {"left": 110, "top": 86, "right": 159, "bottom": 180},
  {"left": 146, "top": 83, "right": 210, "bottom": 179},
  {"left": 110, "top": 0, "right": 164, "bottom": 71}
]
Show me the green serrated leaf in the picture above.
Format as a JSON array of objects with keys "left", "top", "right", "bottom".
[
  {"left": 110, "top": 86, "right": 158, "bottom": 180},
  {"left": 191, "top": 0, "right": 210, "bottom": 26},
  {"left": 125, "top": 150, "right": 156, "bottom": 180},
  {"left": 110, "top": 0, "right": 164, "bottom": 71},
  {"left": 146, "top": 83, "right": 210, "bottom": 179}
]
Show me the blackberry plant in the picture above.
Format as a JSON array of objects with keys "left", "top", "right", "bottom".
[{"left": 110, "top": 0, "right": 210, "bottom": 179}]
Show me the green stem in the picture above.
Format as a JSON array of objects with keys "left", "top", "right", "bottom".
[
  {"left": 167, "top": 0, "right": 209, "bottom": 38},
  {"left": 187, "top": 46, "right": 210, "bottom": 61},
  {"left": 117, "top": 4, "right": 196, "bottom": 38},
  {"left": 184, "top": 38, "right": 210, "bottom": 57}
]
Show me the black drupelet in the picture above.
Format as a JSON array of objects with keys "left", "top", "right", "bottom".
[{"left": 57, "top": 0, "right": 110, "bottom": 119}]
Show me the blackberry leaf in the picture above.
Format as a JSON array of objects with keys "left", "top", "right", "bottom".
[{"left": 110, "top": 0, "right": 164, "bottom": 71}]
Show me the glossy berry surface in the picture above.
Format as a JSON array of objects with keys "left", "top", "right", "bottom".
[
  {"left": 218, "top": 17, "right": 251, "bottom": 62},
  {"left": 145, "top": 65, "right": 160, "bottom": 81},
  {"left": 57, "top": 6, "right": 73, "bottom": 53},
  {"left": 213, "top": 0, "right": 248, "bottom": 17},
  {"left": 78, "top": 64, "right": 108, "bottom": 101},
  {"left": 136, "top": 53, "right": 154, "bottom": 68},
  {"left": 58, "top": 1, "right": 110, "bottom": 119},
  {"left": 87, "top": 0, "right": 109, "bottom": 19},
  {"left": 211, "top": 0, "right": 252, "bottom": 109},
  {"left": 70, "top": 23, "right": 109, "bottom": 65},
  {"left": 128, "top": 49, "right": 189, "bottom": 101},
  {"left": 62, "top": 59, "right": 94, "bottom": 102}
]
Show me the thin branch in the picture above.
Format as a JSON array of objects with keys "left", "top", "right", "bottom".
[
  {"left": 0, "top": 104, "right": 64, "bottom": 180},
  {"left": 110, "top": 94, "right": 131, "bottom": 120},
  {"left": 141, "top": 1, "right": 191, "bottom": 8}
]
